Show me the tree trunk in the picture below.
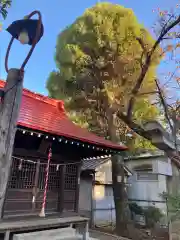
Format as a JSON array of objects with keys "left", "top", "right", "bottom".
[
  {"left": 111, "top": 155, "right": 131, "bottom": 236},
  {"left": 107, "top": 109, "right": 131, "bottom": 237}
]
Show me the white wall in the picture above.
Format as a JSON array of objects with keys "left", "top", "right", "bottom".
[
  {"left": 93, "top": 185, "right": 115, "bottom": 226},
  {"left": 95, "top": 160, "right": 112, "bottom": 184},
  {"left": 81, "top": 156, "right": 172, "bottom": 226},
  {"left": 79, "top": 179, "right": 92, "bottom": 212},
  {"left": 128, "top": 174, "right": 167, "bottom": 202},
  {"left": 93, "top": 157, "right": 170, "bottom": 225},
  {"left": 125, "top": 156, "right": 171, "bottom": 214},
  {"left": 153, "top": 158, "right": 172, "bottom": 176},
  {"left": 127, "top": 173, "right": 167, "bottom": 215},
  {"left": 92, "top": 175, "right": 168, "bottom": 226}
]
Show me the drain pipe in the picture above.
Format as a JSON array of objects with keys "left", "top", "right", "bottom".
[{"left": 90, "top": 172, "right": 95, "bottom": 228}]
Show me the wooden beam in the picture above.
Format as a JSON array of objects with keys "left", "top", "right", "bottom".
[
  {"left": 13, "top": 148, "right": 62, "bottom": 161},
  {"left": 0, "top": 69, "right": 23, "bottom": 219},
  {"left": 13, "top": 148, "right": 81, "bottom": 164},
  {"left": 37, "top": 138, "right": 50, "bottom": 154}
]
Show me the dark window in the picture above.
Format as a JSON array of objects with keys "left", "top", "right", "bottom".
[{"left": 136, "top": 171, "right": 158, "bottom": 181}]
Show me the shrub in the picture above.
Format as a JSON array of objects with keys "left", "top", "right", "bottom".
[
  {"left": 143, "top": 206, "right": 163, "bottom": 228},
  {"left": 129, "top": 202, "right": 144, "bottom": 215}
]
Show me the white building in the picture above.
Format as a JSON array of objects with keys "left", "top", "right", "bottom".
[{"left": 79, "top": 151, "right": 180, "bottom": 226}]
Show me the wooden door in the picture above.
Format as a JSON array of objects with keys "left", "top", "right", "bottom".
[
  {"left": 3, "top": 157, "right": 37, "bottom": 217},
  {"left": 3, "top": 157, "right": 61, "bottom": 217},
  {"left": 35, "top": 162, "right": 62, "bottom": 213},
  {"left": 3, "top": 157, "right": 79, "bottom": 218}
]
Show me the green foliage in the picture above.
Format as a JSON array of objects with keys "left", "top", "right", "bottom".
[
  {"left": 129, "top": 203, "right": 163, "bottom": 227},
  {"left": 129, "top": 202, "right": 143, "bottom": 215},
  {"left": 161, "top": 192, "right": 180, "bottom": 221},
  {"left": 143, "top": 206, "right": 163, "bottom": 228},
  {"left": 0, "top": 0, "right": 11, "bottom": 19},
  {"left": 47, "top": 2, "right": 161, "bottom": 150}
]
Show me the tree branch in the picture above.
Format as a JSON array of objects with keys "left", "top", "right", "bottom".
[
  {"left": 155, "top": 79, "right": 174, "bottom": 133},
  {"left": 116, "top": 111, "right": 152, "bottom": 141},
  {"left": 116, "top": 110, "right": 180, "bottom": 167},
  {"left": 136, "top": 37, "right": 147, "bottom": 52},
  {"left": 127, "top": 15, "right": 180, "bottom": 120}
]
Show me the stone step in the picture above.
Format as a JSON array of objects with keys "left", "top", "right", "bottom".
[
  {"left": 13, "top": 227, "right": 77, "bottom": 240},
  {"left": 77, "top": 235, "right": 98, "bottom": 240},
  {"left": 12, "top": 227, "right": 98, "bottom": 240},
  {"left": 13, "top": 234, "right": 97, "bottom": 240}
]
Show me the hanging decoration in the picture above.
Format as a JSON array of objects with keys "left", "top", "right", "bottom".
[
  {"left": 18, "top": 159, "right": 23, "bottom": 170},
  {"left": 39, "top": 147, "right": 52, "bottom": 217},
  {"left": 12, "top": 156, "right": 81, "bottom": 166},
  {"left": 18, "top": 128, "right": 121, "bottom": 155},
  {"left": 56, "top": 164, "right": 60, "bottom": 171},
  {"left": 13, "top": 155, "right": 110, "bottom": 168}
]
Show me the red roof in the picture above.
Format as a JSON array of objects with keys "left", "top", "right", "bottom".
[{"left": 0, "top": 80, "right": 127, "bottom": 151}]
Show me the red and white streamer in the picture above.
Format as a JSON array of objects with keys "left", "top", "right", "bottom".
[{"left": 39, "top": 147, "right": 52, "bottom": 217}]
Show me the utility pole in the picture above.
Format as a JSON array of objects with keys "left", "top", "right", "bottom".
[{"left": 0, "top": 69, "right": 23, "bottom": 218}]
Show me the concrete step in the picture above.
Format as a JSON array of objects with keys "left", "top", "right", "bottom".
[
  {"left": 13, "top": 227, "right": 76, "bottom": 240},
  {"left": 77, "top": 235, "right": 98, "bottom": 240},
  {"left": 13, "top": 227, "right": 98, "bottom": 240}
]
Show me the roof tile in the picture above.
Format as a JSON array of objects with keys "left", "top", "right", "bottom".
[{"left": 0, "top": 80, "right": 127, "bottom": 151}]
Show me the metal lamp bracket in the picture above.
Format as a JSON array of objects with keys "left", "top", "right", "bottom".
[{"left": 5, "top": 11, "right": 42, "bottom": 73}]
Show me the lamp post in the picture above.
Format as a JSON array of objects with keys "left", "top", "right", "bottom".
[{"left": 0, "top": 11, "right": 44, "bottom": 218}]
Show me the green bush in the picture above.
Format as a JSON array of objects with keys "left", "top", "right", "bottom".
[
  {"left": 143, "top": 206, "right": 163, "bottom": 228},
  {"left": 129, "top": 203, "right": 163, "bottom": 228},
  {"left": 129, "top": 202, "right": 143, "bottom": 215}
]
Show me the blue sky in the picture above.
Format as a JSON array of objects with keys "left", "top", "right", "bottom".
[{"left": 0, "top": 0, "right": 179, "bottom": 96}]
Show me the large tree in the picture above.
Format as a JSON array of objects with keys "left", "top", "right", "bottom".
[
  {"left": 47, "top": 2, "right": 161, "bottom": 236},
  {"left": 47, "top": 2, "right": 180, "bottom": 237},
  {"left": 47, "top": 3, "right": 161, "bottom": 150}
]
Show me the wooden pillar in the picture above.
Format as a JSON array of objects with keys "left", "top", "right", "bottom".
[
  {"left": 90, "top": 172, "right": 95, "bottom": 228},
  {"left": 58, "top": 165, "right": 66, "bottom": 213},
  {"left": 0, "top": 69, "right": 23, "bottom": 218},
  {"left": 74, "top": 163, "right": 81, "bottom": 213}
]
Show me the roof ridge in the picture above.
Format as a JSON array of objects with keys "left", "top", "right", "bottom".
[{"left": 0, "top": 79, "right": 64, "bottom": 110}]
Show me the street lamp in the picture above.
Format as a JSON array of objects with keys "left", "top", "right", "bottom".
[
  {"left": 6, "top": 18, "right": 44, "bottom": 45},
  {"left": 5, "top": 10, "right": 44, "bottom": 72},
  {"left": 0, "top": 11, "right": 44, "bottom": 219}
]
